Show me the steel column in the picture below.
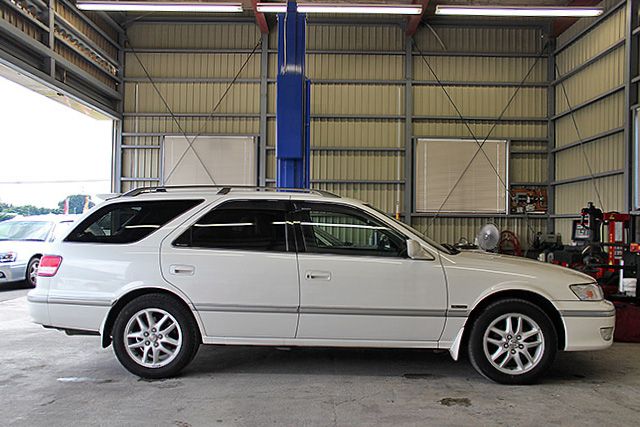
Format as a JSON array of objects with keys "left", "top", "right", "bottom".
[
  {"left": 46, "top": 0, "right": 55, "bottom": 77},
  {"left": 404, "top": 38, "right": 413, "bottom": 225},
  {"left": 625, "top": 0, "right": 640, "bottom": 211},
  {"left": 276, "top": 1, "right": 309, "bottom": 189},
  {"left": 259, "top": 32, "right": 269, "bottom": 186},
  {"left": 113, "top": 28, "right": 125, "bottom": 193},
  {"left": 305, "top": 79, "right": 311, "bottom": 189},
  {"left": 547, "top": 34, "right": 556, "bottom": 233}
]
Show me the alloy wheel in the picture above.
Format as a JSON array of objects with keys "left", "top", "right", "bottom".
[
  {"left": 28, "top": 259, "right": 39, "bottom": 286},
  {"left": 482, "top": 312, "right": 545, "bottom": 375},
  {"left": 124, "top": 308, "right": 183, "bottom": 368}
]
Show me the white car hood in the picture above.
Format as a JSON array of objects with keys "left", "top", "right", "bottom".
[
  {"left": 447, "top": 250, "right": 594, "bottom": 282},
  {"left": 441, "top": 250, "right": 595, "bottom": 300}
]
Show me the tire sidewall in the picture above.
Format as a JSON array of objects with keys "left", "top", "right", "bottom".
[
  {"left": 112, "top": 294, "right": 198, "bottom": 379},
  {"left": 26, "top": 257, "right": 40, "bottom": 288},
  {"left": 468, "top": 299, "right": 558, "bottom": 385}
]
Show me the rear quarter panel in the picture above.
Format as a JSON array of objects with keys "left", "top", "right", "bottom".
[{"left": 41, "top": 198, "right": 215, "bottom": 332}]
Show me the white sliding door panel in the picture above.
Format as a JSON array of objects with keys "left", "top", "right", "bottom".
[
  {"left": 415, "top": 138, "right": 508, "bottom": 213},
  {"left": 163, "top": 136, "right": 256, "bottom": 186}
]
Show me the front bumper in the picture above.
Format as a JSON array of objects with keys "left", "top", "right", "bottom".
[
  {"left": 557, "top": 300, "right": 615, "bottom": 351},
  {"left": 0, "top": 262, "right": 27, "bottom": 283}
]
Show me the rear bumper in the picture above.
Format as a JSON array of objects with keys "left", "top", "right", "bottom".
[
  {"left": 558, "top": 300, "right": 615, "bottom": 351},
  {"left": 0, "top": 262, "right": 27, "bottom": 283},
  {"left": 27, "top": 290, "right": 109, "bottom": 333},
  {"left": 27, "top": 293, "right": 50, "bottom": 326}
]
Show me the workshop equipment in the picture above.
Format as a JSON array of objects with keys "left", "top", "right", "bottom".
[
  {"left": 510, "top": 187, "right": 548, "bottom": 215},
  {"left": 542, "top": 202, "right": 640, "bottom": 342}
]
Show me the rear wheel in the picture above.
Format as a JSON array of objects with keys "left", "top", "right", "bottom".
[
  {"left": 112, "top": 294, "right": 199, "bottom": 379},
  {"left": 468, "top": 299, "right": 557, "bottom": 385},
  {"left": 26, "top": 257, "right": 40, "bottom": 288}
]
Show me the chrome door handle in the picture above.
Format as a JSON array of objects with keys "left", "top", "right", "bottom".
[
  {"left": 305, "top": 271, "right": 331, "bottom": 280},
  {"left": 169, "top": 264, "right": 195, "bottom": 275}
]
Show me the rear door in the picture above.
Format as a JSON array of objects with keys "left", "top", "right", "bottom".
[
  {"left": 293, "top": 201, "right": 447, "bottom": 342},
  {"left": 160, "top": 198, "right": 300, "bottom": 338}
]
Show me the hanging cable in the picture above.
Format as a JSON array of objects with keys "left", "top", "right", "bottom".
[
  {"left": 554, "top": 63, "right": 605, "bottom": 211},
  {"left": 125, "top": 36, "right": 263, "bottom": 185},
  {"left": 413, "top": 31, "right": 550, "bottom": 240}
]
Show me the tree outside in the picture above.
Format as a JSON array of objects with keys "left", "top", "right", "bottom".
[{"left": 0, "top": 194, "right": 95, "bottom": 221}]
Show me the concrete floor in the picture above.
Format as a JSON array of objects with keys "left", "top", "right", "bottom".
[{"left": 1, "top": 293, "right": 639, "bottom": 427}]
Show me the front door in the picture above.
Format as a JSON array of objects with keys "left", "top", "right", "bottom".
[
  {"left": 293, "top": 201, "right": 447, "bottom": 342},
  {"left": 160, "top": 198, "right": 299, "bottom": 338}
]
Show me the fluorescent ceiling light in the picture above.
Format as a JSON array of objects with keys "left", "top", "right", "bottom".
[
  {"left": 299, "top": 3, "right": 422, "bottom": 14},
  {"left": 76, "top": 1, "right": 244, "bottom": 12},
  {"left": 256, "top": 3, "right": 422, "bottom": 15},
  {"left": 435, "top": 5, "right": 603, "bottom": 17},
  {"left": 256, "top": 3, "right": 287, "bottom": 13}
]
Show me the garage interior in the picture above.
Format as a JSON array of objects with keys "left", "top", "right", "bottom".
[
  {"left": 5, "top": 0, "right": 635, "bottom": 244},
  {"left": 2, "top": 0, "right": 640, "bottom": 425}
]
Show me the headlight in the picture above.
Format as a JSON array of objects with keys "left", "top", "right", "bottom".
[
  {"left": 570, "top": 283, "right": 604, "bottom": 301},
  {"left": 0, "top": 252, "right": 17, "bottom": 263}
]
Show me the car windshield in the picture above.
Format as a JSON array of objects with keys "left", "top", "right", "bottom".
[
  {"left": 0, "top": 221, "right": 53, "bottom": 242},
  {"left": 364, "top": 204, "right": 457, "bottom": 255}
]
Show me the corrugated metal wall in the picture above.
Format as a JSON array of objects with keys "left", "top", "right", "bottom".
[
  {"left": 121, "top": 18, "right": 559, "bottom": 247},
  {"left": 122, "top": 22, "right": 262, "bottom": 190},
  {"left": 410, "top": 24, "right": 548, "bottom": 246},
  {"left": 122, "top": 19, "right": 550, "bottom": 247},
  {"left": 298, "top": 23, "right": 406, "bottom": 215},
  {"left": 553, "top": 0, "right": 628, "bottom": 240}
]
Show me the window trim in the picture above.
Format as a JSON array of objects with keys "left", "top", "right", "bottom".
[
  {"left": 291, "top": 201, "right": 410, "bottom": 259},
  {"left": 171, "top": 199, "right": 296, "bottom": 253}
]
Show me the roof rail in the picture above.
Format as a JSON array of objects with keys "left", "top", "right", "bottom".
[{"left": 121, "top": 185, "right": 340, "bottom": 198}]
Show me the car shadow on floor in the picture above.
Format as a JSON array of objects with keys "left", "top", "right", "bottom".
[
  {"left": 0, "top": 281, "right": 31, "bottom": 291},
  {"left": 181, "top": 344, "right": 626, "bottom": 385}
]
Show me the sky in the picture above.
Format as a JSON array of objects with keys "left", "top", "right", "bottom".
[{"left": 0, "top": 76, "right": 113, "bottom": 209}]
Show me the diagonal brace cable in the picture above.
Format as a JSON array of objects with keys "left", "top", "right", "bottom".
[
  {"left": 412, "top": 35, "right": 550, "bottom": 234},
  {"left": 125, "top": 36, "right": 262, "bottom": 185}
]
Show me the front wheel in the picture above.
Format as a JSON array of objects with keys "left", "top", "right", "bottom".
[
  {"left": 112, "top": 294, "right": 199, "bottom": 379},
  {"left": 468, "top": 299, "right": 557, "bottom": 385}
]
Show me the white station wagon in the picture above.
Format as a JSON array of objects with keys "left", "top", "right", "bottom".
[{"left": 27, "top": 187, "right": 615, "bottom": 384}]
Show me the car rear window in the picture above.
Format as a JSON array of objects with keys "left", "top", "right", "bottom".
[{"left": 66, "top": 200, "right": 203, "bottom": 244}]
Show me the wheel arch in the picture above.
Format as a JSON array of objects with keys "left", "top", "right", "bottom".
[
  {"left": 460, "top": 289, "right": 566, "bottom": 354},
  {"left": 27, "top": 253, "right": 43, "bottom": 266},
  {"left": 100, "top": 287, "right": 201, "bottom": 348}
]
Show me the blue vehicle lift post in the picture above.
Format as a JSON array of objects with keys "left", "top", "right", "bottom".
[{"left": 276, "top": 1, "right": 310, "bottom": 189}]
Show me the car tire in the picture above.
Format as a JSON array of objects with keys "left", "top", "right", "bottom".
[
  {"left": 467, "top": 298, "right": 557, "bottom": 385},
  {"left": 26, "top": 257, "right": 40, "bottom": 288},
  {"left": 112, "top": 293, "right": 200, "bottom": 379}
]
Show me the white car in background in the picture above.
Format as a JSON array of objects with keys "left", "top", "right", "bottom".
[
  {"left": 0, "top": 214, "right": 79, "bottom": 287},
  {"left": 27, "top": 188, "right": 614, "bottom": 384}
]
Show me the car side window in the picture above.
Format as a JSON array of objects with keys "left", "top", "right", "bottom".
[
  {"left": 66, "top": 200, "right": 203, "bottom": 244},
  {"left": 295, "top": 203, "right": 406, "bottom": 257},
  {"left": 173, "top": 200, "right": 291, "bottom": 252}
]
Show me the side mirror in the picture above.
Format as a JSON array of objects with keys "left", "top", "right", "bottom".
[{"left": 406, "top": 239, "right": 434, "bottom": 260}]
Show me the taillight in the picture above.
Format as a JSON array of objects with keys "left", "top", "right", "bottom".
[{"left": 38, "top": 255, "right": 63, "bottom": 277}]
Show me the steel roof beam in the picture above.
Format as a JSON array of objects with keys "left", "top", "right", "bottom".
[
  {"left": 252, "top": 0, "right": 269, "bottom": 33},
  {"left": 406, "top": 0, "right": 430, "bottom": 36},
  {"left": 553, "top": 0, "right": 603, "bottom": 37}
]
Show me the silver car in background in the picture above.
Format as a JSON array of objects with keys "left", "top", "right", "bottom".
[{"left": 0, "top": 215, "right": 79, "bottom": 287}]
